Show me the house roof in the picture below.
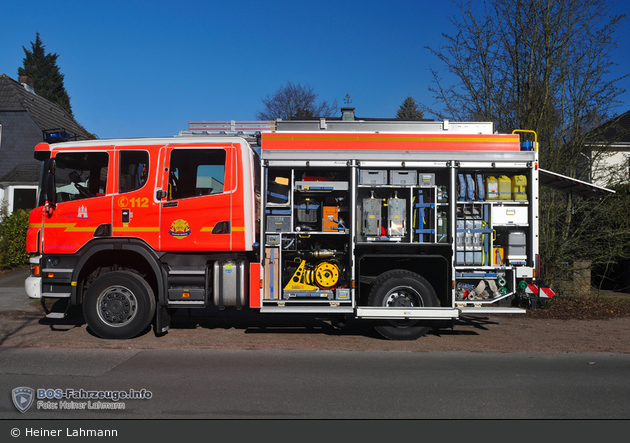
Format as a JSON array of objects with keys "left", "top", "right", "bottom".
[
  {"left": 0, "top": 163, "right": 40, "bottom": 183},
  {"left": 0, "top": 74, "right": 93, "bottom": 184},
  {"left": 0, "top": 73, "right": 89, "bottom": 140},
  {"left": 589, "top": 109, "right": 630, "bottom": 145}
]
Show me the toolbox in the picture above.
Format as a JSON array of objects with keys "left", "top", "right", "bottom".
[
  {"left": 507, "top": 230, "right": 527, "bottom": 264},
  {"left": 322, "top": 206, "right": 341, "bottom": 231},
  {"left": 266, "top": 215, "right": 291, "bottom": 232},
  {"left": 418, "top": 173, "right": 435, "bottom": 187}
]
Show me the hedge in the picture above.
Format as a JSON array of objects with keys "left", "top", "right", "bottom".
[{"left": 0, "top": 209, "right": 30, "bottom": 269}]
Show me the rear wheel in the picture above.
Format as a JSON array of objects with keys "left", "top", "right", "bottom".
[
  {"left": 83, "top": 271, "right": 156, "bottom": 339},
  {"left": 368, "top": 269, "right": 438, "bottom": 340}
]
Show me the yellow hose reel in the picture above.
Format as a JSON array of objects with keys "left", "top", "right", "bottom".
[{"left": 284, "top": 260, "right": 340, "bottom": 290}]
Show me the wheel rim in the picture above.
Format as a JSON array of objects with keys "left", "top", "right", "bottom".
[
  {"left": 96, "top": 285, "right": 138, "bottom": 327},
  {"left": 383, "top": 285, "right": 424, "bottom": 326}
]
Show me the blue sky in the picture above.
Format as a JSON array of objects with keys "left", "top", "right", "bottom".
[{"left": 2, "top": 0, "right": 629, "bottom": 139}]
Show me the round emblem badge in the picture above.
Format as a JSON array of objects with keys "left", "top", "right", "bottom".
[{"left": 169, "top": 219, "right": 191, "bottom": 239}]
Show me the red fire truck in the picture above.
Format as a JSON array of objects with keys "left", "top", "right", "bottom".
[{"left": 25, "top": 119, "right": 578, "bottom": 340}]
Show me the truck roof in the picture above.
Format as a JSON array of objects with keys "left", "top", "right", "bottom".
[
  {"left": 260, "top": 130, "right": 533, "bottom": 162},
  {"left": 34, "top": 136, "right": 253, "bottom": 156}
]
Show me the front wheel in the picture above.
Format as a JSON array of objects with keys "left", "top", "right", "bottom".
[
  {"left": 83, "top": 271, "right": 156, "bottom": 339},
  {"left": 368, "top": 270, "right": 438, "bottom": 340}
]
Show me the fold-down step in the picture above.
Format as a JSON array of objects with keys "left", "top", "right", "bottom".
[{"left": 356, "top": 307, "right": 460, "bottom": 320}]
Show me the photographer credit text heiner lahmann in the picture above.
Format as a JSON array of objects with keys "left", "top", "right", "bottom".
[{"left": 25, "top": 428, "right": 118, "bottom": 437}]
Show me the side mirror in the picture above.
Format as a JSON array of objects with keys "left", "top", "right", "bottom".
[{"left": 45, "top": 158, "right": 57, "bottom": 207}]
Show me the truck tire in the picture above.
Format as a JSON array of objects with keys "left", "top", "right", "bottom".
[
  {"left": 367, "top": 269, "right": 438, "bottom": 340},
  {"left": 83, "top": 271, "right": 156, "bottom": 339}
]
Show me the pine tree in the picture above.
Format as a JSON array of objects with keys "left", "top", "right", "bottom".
[
  {"left": 18, "top": 32, "right": 73, "bottom": 116},
  {"left": 396, "top": 97, "right": 424, "bottom": 120}
]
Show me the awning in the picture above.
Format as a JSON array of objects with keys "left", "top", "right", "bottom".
[{"left": 539, "top": 168, "right": 615, "bottom": 198}]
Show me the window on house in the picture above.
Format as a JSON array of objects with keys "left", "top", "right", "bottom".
[{"left": 13, "top": 188, "right": 37, "bottom": 211}]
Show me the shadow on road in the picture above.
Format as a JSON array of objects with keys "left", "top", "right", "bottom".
[
  {"left": 0, "top": 312, "right": 42, "bottom": 348},
  {"left": 20, "top": 304, "right": 500, "bottom": 341}
]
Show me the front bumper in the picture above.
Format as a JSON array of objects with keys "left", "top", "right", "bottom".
[{"left": 25, "top": 256, "right": 42, "bottom": 299}]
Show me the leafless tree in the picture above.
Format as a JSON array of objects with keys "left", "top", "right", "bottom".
[
  {"left": 256, "top": 81, "right": 339, "bottom": 121},
  {"left": 425, "top": 0, "right": 628, "bottom": 290}
]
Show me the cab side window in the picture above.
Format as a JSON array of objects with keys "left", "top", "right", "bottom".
[
  {"left": 168, "top": 149, "right": 226, "bottom": 200},
  {"left": 119, "top": 151, "right": 149, "bottom": 193},
  {"left": 54, "top": 152, "right": 109, "bottom": 202}
]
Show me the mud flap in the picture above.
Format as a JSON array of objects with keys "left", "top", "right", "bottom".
[{"left": 154, "top": 304, "right": 171, "bottom": 336}]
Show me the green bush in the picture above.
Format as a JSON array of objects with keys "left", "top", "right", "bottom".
[{"left": 0, "top": 209, "right": 30, "bottom": 269}]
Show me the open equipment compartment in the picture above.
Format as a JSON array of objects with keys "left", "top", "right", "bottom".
[
  {"left": 454, "top": 161, "right": 536, "bottom": 307},
  {"left": 356, "top": 166, "right": 449, "bottom": 244},
  {"left": 262, "top": 162, "right": 353, "bottom": 307}
]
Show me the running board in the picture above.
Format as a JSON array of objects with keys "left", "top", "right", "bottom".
[
  {"left": 458, "top": 307, "right": 526, "bottom": 314},
  {"left": 42, "top": 292, "right": 71, "bottom": 298},
  {"left": 356, "top": 307, "right": 460, "bottom": 320},
  {"left": 167, "top": 300, "right": 206, "bottom": 307}
]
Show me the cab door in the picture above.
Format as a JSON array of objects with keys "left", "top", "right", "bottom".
[
  {"left": 111, "top": 147, "right": 160, "bottom": 249},
  {"left": 159, "top": 144, "right": 236, "bottom": 251}
]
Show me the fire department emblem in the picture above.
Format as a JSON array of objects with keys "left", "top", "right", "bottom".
[
  {"left": 12, "top": 387, "right": 35, "bottom": 413},
  {"left": 169, "top": 219, "right": 191, "bottom": 239}
]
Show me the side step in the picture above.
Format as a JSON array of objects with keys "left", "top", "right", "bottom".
[
  {"left": 458, "top": 306, "right": 526, "bottom": 314},
  {"left": 356, "top": 307, "right": 460, "bottom": 320},
  {"left": 41, "top": 293, "right": 71, "bottom": 319}
]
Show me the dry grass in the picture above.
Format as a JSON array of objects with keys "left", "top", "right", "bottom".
[{"left": 527, "top": 293, "right": 630, "bottom": 320}]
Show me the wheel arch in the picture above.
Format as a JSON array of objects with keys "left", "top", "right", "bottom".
[
  {"left": 357, "top": 254, "right": 450, "bottom": 307},
  {"left": 366, "top": 268, "right": 440, "bottom": 340},
  {"left": 72, "top": 239, "right": 164, "bottom": 305}
]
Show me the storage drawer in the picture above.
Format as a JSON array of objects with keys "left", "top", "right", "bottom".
[
  {"left": 492, "top": 206, "right": 528, "bottom": 225},
  {"left": 295, "top": 181, "right": 349, "bottom": 191}
]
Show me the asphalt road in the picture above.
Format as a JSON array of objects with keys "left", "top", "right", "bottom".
[
  {"left": 0, "top": 266, "right": 36, "bottom": 312},
  {"left": 1, "top": 348, "right": 630, "bottom": 420},
  {"left": 1, "top": 266, "right": 630, "bottom": 422}
]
